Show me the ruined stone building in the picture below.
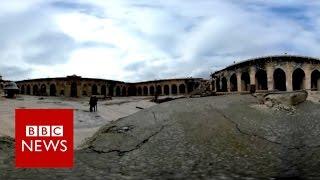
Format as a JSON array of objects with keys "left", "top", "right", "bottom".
[
  {"left": 211, "top": 55, "right": 320, "bottom": 92},
  {"left": 0, "top": 75, "right": 10, "bottom": 94},
  {"left": 16, "top": 75, "right": 202, "bottom": 97}
]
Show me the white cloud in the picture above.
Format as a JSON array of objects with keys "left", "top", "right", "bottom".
[{"left": 1, "top": 0, "right": 320, "bottom": 81}]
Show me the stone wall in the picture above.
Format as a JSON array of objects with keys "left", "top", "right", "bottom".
[
  {"left": 211, "top": 55, "right": 320, "bottom": 92},
  {"left": 16, "top": 76, "right": 203, "bottom": 97}
]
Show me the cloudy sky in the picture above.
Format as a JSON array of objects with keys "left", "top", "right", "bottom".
[{"left": 0, "top": 0, "right": 320, "bottom": 82}]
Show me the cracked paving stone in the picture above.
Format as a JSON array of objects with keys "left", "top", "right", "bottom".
[{"left": 2, "top": 95, "right": 320, "bottom": 179}]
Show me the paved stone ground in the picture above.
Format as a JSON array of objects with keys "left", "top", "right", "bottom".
[{"left": 2, "top": 95, "right": 320, "bottom": 179}]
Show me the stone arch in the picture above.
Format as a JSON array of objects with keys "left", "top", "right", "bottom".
[
  {"left": 273, "top": 68, "right": 286, "bottom": 91},
  {"left": 230, "top": 74, "right": 237, "bottom": 92},
  {"left": 241, "top": 72, "right": 250, "bottom": 91},
  {"left": 179, "top": 84, "right": 186, "bottom": 94},
  {"left": 137, "top": 87, "right": 142, "bottom": 96},
  {"left": 26, "top": 84, "right": 31, "bottom": 95},
  {"left": 101, "top": 85, "right": 107, "bottom": 96},
  {"left": 255, "top": 69, "right": 268, "bottom": 90},
  {"left": 108, "top": 86, "right": 114, "bottom": 96},
  {"left": 171, "top": 84, "right": 177, "bottom": 94},
  {"left": 164, "top": 85, "right": 170, "bottom": 95},
  {"left": 150, "top": 86, "right": 155, "bottom": 95},
  {"left": 71, "top": 82, "right": 78, "bottom": 97},
  {"left": 128, "top": 86, "right": 137, "bottom": 96},
  {"left": 33, "top": 84, "right": 39, "bottom": 95},
  {"left": 116, "top": 86, "right": 121, "bottom": 96},
  {"left": 292, "top": 68, "right": 305, "bottom": 90},
  {"left": 92, "top": 84, "right": 98, "bottom": 95},
  {"left": 215, "top": 77, "right": 221, "bottom": 92},
  {"left": 221, "top": 77, "right": 227, "bottom": 92},
  {"left": 311, "top": 70, "right": 320, "bottom": 91},
  {"left": 21, "top": 85, "right": 25, "bottom": 94},
  {"left": 156, "top": 85, "right": 162, "bottom": 95},
  {"left": 50, "top": 84, "right": 56, "bottom": 96},
  {"left": 143, "top": 86, "right": 148, "bottom": 95},
  {"left": 187, "top": 82, "right": 195, "bottom": 93},
  {"left": 122, "top": 87, "right": 127, "bottom": 96},
  {"left": 40, "top": 84, "right": 46, "bottom": 96}
]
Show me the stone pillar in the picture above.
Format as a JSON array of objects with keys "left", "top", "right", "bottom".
[
  {"left": 236, "top": 72, "right": 241, "bottom": 92},
  {"left": 227, "top": 77, "right": 231, "bottom": 92},
  {"left": 266, "top": 64, "right": 274, "bottom": 91},
  {"left": 77, "top": 84, "right": 81, "bottom": 97},
  {"left": 286, "top": 64, "right": 293, "bottom": 91},
  {"left": 46, "top": 84, "right": 50, "bottom": 96},
  {"left": 249, "top": 66, "right": 256, "bottom": 86},
  {"left": 304, "top": 64, "right": 312, "bottom": 90},
  {"left": 106, "top": 86, "right": 109, "bottom": 96},
  {"left": 30, "top": 84, "right": 33, "bottom": 95},
  {"left": 97, "top": 85, "right": 101, "bottom": 95}
]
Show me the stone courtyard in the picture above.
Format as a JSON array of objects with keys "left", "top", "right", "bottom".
[{"left": 2, "top": 94, "right": 320, "bottom": 179}]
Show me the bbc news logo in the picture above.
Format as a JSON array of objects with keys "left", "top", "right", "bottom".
[
  {"left": 15, "top": 109, "right": 73, "bottom": 168},
  {"left": 23, "top": 126, "right": 67, "bottom": 152}
]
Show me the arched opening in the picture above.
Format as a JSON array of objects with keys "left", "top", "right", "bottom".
[
  {"left": 292, "top": 68, "right": 305, "bottom": 90},
  {"left": 255, "top": 70, "right": 268, "bottom": 90},
  {"left": 273, "top": 68, "right": 286, "bottom": 91},
  {"left": 156, "top": 85, "right": 162, "bottom": 95},
  {"left": 122, "top": 87, "right": 127, "bottom": 96},
  {"left": 164, "top": 85, "right": 170, "bottom": 95},
  {"left": 101, "top": 85, "right": 106, "bottom": 96},
  {"left": 215, "top": 78, "right": 221, "bottom": 92},
  {"left": 108, "top": 86, "right": 114, "bottom": 96},
  {"left": 230, "top": 74, "right": 237, "bottom": 92},
  {"left": 50, "top": 84, "right": 56, "bottom": 96},
  {"left": 26, "top": 85, "right": 31, "bottom": 95},
  {"left": 211, "top": 80, "right": 215, "bottom": 91},
  {"left": 92, "top": 84, "right": 98, "bottom": 95},
  {"left": 116, "top": 86, "right": 121, "bottom": 96},
  {"left": 71, "top": 82, "right": 78, "bottom": 97},
  {"left": 40, "top": 84, "right": 46, "bottom": 96},
  {"left": 150, "top": 86, "right": 155, "bottom": 95},
  {"left": 128, "top": 86, "right": 137, "bottom": 96},
  {"left": 82, "top": 91, "right": 87, "bottom": 96},
  {"left": 171, "top": 84, "right": 177, "bottom": 94},
  {"left": 143, "top": 86, "right": 148, "bottom": 95},
  {"left": 137, "top": 87, "right": 142, "bottom": 96},
  {"left": 221, "top": 77, "right": 227, "bottom": 92},
  {"left": 241, "top": 72, "right": 250, "bottom": 91},
  {"left": 187, "top": 82, "right": 194, "bottom": 93},
  {"left": 21, "top": 85, "right": 25, "bottom": 94},
  {"left": 33, "top": 85, "right": 39, "bottom": 96},
  {"left": 311, "top": 70, "right": 320, "bottom": 91},
  {"left": 179, "top": 84, "right": 186, "bottom": 94}
]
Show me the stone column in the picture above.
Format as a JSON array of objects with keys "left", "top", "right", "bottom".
[
  {"left": 249, "top": 66, "right": 256, "bottom": 86},
  {"left": 236, "top": 72, "right": 241, "bottom": 92},
  {"left": 97, "top": 85, "right": 101, "bottom": 95},
  {"left": 106, "top": 86, "right": 109, "bottom": 96},
  {"left": 161, "top": 85, "right": 164, "bottom": 95},
  {"left": 227, "top": 76, "right": 231, "bottom": 92},
  {"left": 77, "top": 83, "right": 81, "bottom": 97},
  {"left": 266, "top": 64, "right": 274, "bottom": 91},
  {"left": 286, "top": 64, "right": 293, "bottom": 91},
  {"left": 46, "top": 84, "right": 50, "bottom": 96},
  {"left": 30, "top": 84, "right": 33, "bottom": 95},
  {"left": 304, "top": 64, "right": 312, "bottom": 90}
]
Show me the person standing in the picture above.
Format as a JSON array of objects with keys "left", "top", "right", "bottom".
[
  {"left": 89, "top": 96, "right": 94, "bottom": 112},
  {"left": 94, "top": 96, "right": 98, "bottom": 112}
]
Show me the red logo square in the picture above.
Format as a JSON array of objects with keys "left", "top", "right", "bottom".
[{"left": 15, "top": 109, "right": 74, "bottom": 168}]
